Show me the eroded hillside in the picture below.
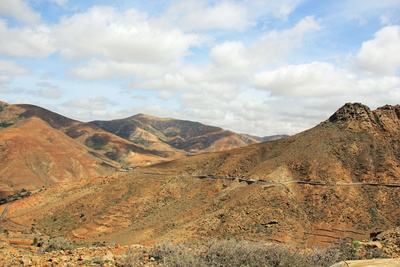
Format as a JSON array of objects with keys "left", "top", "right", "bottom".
[
  {"left": 148, "top": 103, "right": 400, "bottom": 185},
  {"left": 90, "top": 113, "right": 259, "bottom": 155},
  {"left": 4, "top": 103, "right": 400, "bottom": 248}
]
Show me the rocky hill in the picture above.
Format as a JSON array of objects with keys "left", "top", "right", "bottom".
[
  {"left": 0, "top": 102, "right": 121, "bottom": 192},
  {"left": 4, "top": 103, "right": 400, "bottom": 248},
  {"left": 149, "top": 103, "right": 400, "bottom": 184},
  {"left": 0, "top": 102, "right": 185, "bottom": 165},
  {"left": 90, "top": 113, "right": 259, "bottom": 155},
  {"left": 0, "top": 101, "right": 265, "bottom": 194},
  {"left": 0, "top": 102, "right": 182, "bottom": 193}
]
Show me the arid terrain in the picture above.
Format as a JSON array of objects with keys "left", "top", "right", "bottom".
[
  {"left": 91, "top": 113, "right": 259, "bottom": 155},
  {"left": 1, "top": 102, "right": 400, "bottom": 266},
  {"left": 0, "top": 101, "right": 260, "bottom": 194}
]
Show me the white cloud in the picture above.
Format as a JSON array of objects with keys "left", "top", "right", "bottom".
[
  {"left": 0, "top": 85, "right": 25, "bottom": 94},
  {"left": 0, "top": 0, "right": 41, "bottom": 24},
  {"left": 55, "top": 6, "right": 205, "bottom": 62},
  {"left": 132, "top": 94, "right": 147, "bottom": 100},
  {"left": 0, "top": 20, "right": 56, "bottom": 58},
  {"left": 226, "top": 0, "right": 304, "bottom": 21},
  {"left": 36, "top": 81, "right": 60, "bottom": 90},
  {"left": 157, "top": 90, "right": 175, "bottom": 100},
  {"left": 27, "top": 88, "right": 62, "bottom": 99},
  {"left": 27, "top": 82, "right": 63, "bottom": 100},
  {"left": 137, "top": 16, "right": 321, "bottom": 94},
  {"left": 0, "top": 59, "right": 31, "bottom": 75},
  {"left": 55, "top": 6, "right": 208, "bottom": 84},
  {"left": 0, "top": 75, "right": 12, "bottom": 83},
  {"left": 40, "top": 72, "right": 55, "bottom": 79},
  {"left": 250, "top": 16, "right": 320, "bottom": 65},
  {"left": 252, "top": 62, "right": 354, "bottom": 97},
  {"left": 380, "top": 14, "right": 391, "bottom": 25},
  {"left": 164, "top": 0, "right": 251, "bottom": 31},
  {"left": 210, "top": 41, "right": 248, "bottom": 70},
  {"left": 48, "top": 0, "right": 68, "bottom": 6},
  {"left": 0, "top": 60, "right": 31, "bottom": 86},
  {"left": 63, "top": 97, "right": 118, "bottom": 110},
  {"left": 356, "top": 25, "right": 400, "bottom": 76}
]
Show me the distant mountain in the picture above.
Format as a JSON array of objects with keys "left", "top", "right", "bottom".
[
  {"left": 0, "top": 102, "right": 182, "bottom": 192},
  {"left": 243, "top": 134, "right": 289, "bottom": 142},
  {"left": 90, "top": 113, "right": 259, "bottom": 155},
  {"left": 2, "top": 102, "right": 180, "bottom": 163},
  {"left": 0, "top": 102, "right": 262, "bottom": 192}
]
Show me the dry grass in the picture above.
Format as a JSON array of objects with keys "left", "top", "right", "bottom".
[
  {"left": 137, "top": 239, "right": 355, "bottom": 267},
  {"left": 38, "top": 236, "right": 73, "bottom": 253}
]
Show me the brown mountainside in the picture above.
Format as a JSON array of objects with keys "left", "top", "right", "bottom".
[
  {"left": 90, "top": 113, "right": 259, "bottom": 154},
  {"left": 6, "top": 103, "right": 400, "bottom": 248},
  {"left": 148, "top": 103, "right": 400, "bottom": 185},
  {"left": 0, "top": 117, "right": 115, "bottom": 192},
  {"left": 0, "top": 102, "right": 181, "bottom": 168},
  {"left": 0, "top": 101, "right": 185, "bottom": 193}
]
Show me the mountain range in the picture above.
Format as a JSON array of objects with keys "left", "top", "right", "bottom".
[
  {"left": 90, "top": 113, "right": 259, "bottom": 156},
  {"left": 0, "top": 101, "right": 268, "bottom": 192},
  {"left": 1, "top": 101, "right": 400, "bottom": 248}
]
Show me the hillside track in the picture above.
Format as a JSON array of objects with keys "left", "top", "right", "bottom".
[
  {"left": 1, "top": 201, "right": 31, "bottom": 230},
  {"left": 132, "top": 171, "right": 400, "bottom": 188}
]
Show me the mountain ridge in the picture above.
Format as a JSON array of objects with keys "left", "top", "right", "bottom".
[
  {"left": 0, "top": 101, "right": 280, "bottom": 193},
  {"left": 90, "top": 113, "right": 260, "bottom": 155},
  {"left": 5, "top": 102, "right": 400, "bottom": 248}
]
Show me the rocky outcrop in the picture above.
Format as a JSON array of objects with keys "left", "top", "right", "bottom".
[
  {"left": 0, "top": 240, "right": 151, "bottom": 266},
  {"left": 329, "top": 103, "right": 400, "bottom": 134}
]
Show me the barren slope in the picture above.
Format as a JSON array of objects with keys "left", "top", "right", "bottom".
[
  {"left": 5, "top": 103, "right": 400, "bottom": 248},
  {"left": 0, "top": 102, "right": 181, "bottom": 167},
  {"left": 0, "top": 117, "right": 116, "bottom": 191},
  {"left": 148, "top": 103, "right": 400, "bottom": 185}
]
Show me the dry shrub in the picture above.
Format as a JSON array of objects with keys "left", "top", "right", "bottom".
[
  {"left": 150, "top": 242, "right": 204, "bottom": 267},
  {"left": 143, "top": 239, "right": 349, "bottom": 267},
  {"left": 38, "top": 236, "right": 73, "bottom": 253},
  {"left": 118, "top": 247, "right": 146, "bottom": 267},
  {"left": 204, "top": 239, "right": 342, "bottom": 267}
]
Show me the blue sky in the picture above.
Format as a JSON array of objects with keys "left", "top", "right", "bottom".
[{"left": 1, "top": 0, "right": 400, "bottom": 136}]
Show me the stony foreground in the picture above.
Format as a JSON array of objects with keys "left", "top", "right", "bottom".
[
  {"left": 1, "top": 226, "right": 400, "bottom": 266},
  {"left": 0, "top": 241, "right": 155, "bottom": 266}
]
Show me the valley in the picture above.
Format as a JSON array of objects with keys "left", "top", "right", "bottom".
[{"left": 1, "top": 102, "right": 400, "bottom": 265}]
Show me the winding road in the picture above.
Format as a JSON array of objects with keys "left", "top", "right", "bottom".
[
  {"left": 1, "top": 201, "right": 32, "bottom": 232},
  {"left": 1, "top": 170, "right": 398, "bottom": 234},
  {"left": 132, "top": 171, "right": 400, "bottom": 188}
]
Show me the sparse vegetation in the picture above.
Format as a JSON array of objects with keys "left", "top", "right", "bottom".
[
  {"left": 38, "top": 236, "right": 74, "bottom": 253},
  {"left": 0, "top": 188, "right": 32, "bottom": 205},
  {"left": 352, "top": 240, "right": 362, "bottom": 249},
  {"left": 128, "top": 239, "right": 355, "bottom": 267}
]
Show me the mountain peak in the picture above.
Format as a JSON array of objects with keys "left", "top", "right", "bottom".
[
  {"left": 328, "top": 103, "right": 400, "bottom": 134},
  {"left": 329, "top": 102, "right": 372, "bottom": 122},
  {"left": 328, "top": 102, "right": 377, "bottom": 131},
  {"left": 132, "top": 113, "right": 170, "bottom": 121}
]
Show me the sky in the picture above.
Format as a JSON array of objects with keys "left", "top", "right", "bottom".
[{"left": 1, "top": 0, "right": 400, "bottom": 136}]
